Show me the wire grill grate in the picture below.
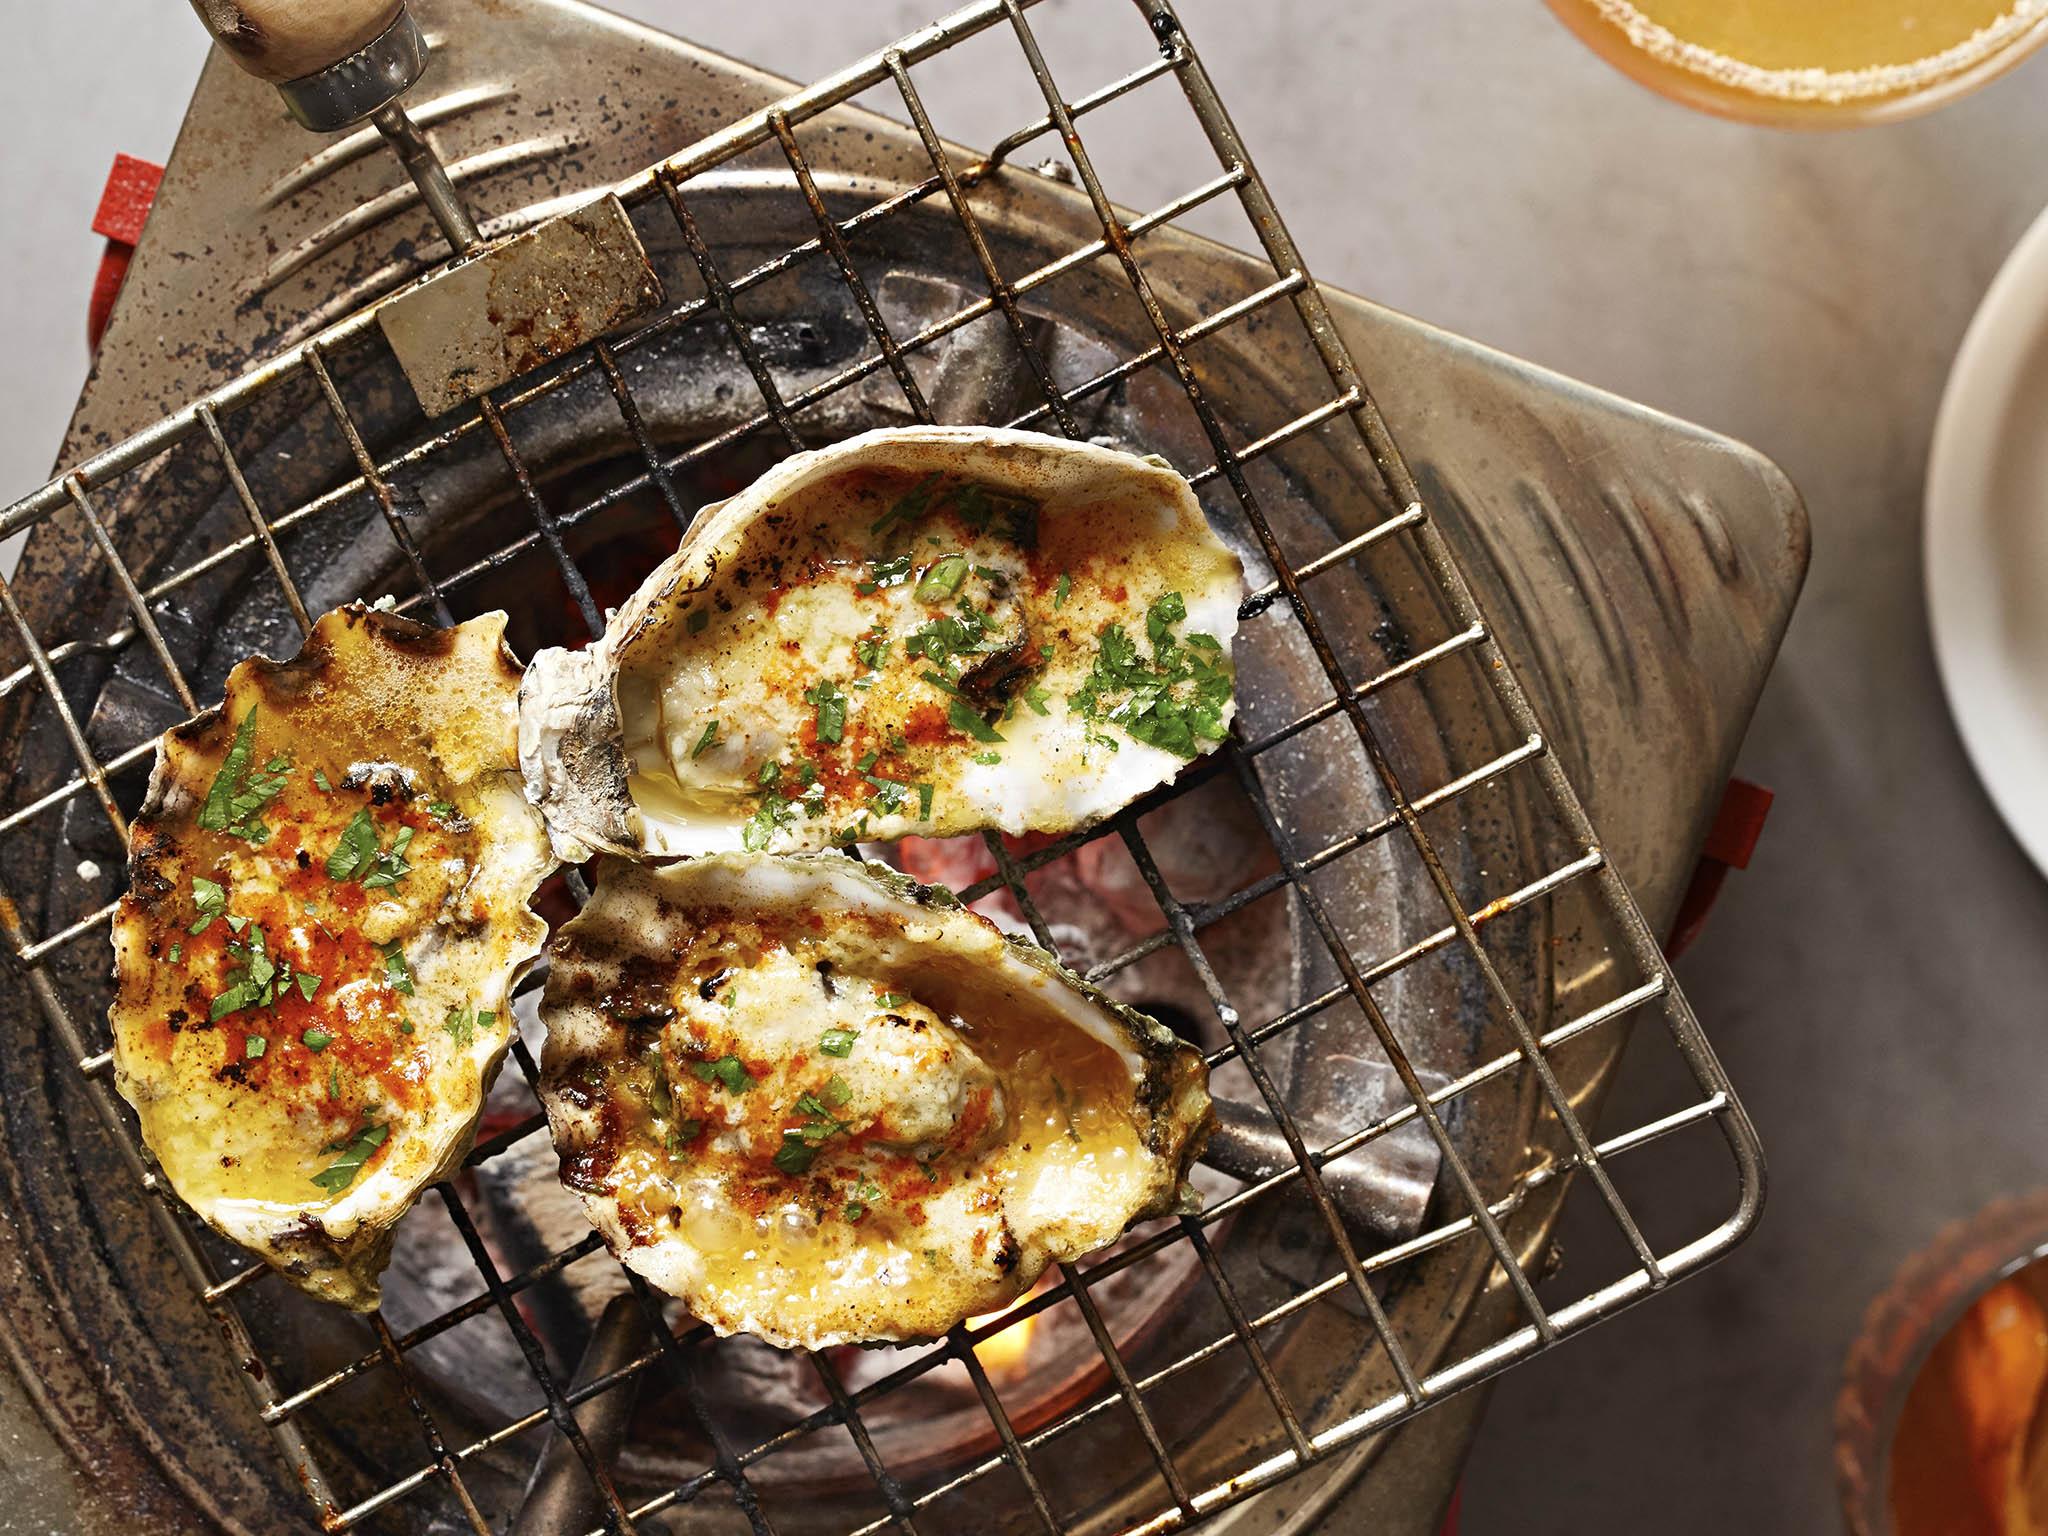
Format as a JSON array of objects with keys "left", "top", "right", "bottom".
[{"left": 0, "top": 2, "right": 1763, "bottom": 1532}]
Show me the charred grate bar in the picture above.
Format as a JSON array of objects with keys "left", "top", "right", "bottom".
[{"left": 0, "top": 2, "right": 1763, "bottom": 1533}]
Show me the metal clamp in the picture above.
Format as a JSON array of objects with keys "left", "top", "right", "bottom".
[{"left": 274, "top": 5, "right": 426, "bottom": 132}]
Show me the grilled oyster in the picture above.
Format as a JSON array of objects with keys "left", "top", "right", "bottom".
[
  {"left": 109, "top": 606, "right": 555, "bottom": 1309},
  {"left": 519, "top": 426, "right": 1245, "bottom": 859},
  {"left": 537, "top": 853, "right": 1211, "bottom": 1348}
]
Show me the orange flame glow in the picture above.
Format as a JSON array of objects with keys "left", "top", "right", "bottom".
[{"left": 969, "top": 1304, "right": 1041, "bottom": 1378}]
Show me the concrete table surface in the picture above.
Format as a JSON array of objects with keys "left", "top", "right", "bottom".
[{"left": 6, "top": 3, "right": 2048, "bottom": 1532}]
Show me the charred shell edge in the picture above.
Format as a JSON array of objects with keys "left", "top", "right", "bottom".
[
  {"left": 131, "top": 599, "right": 537, "bottom": 920},
  {"left": 148, "top": 601, "right": 527, "bottom": 812}
]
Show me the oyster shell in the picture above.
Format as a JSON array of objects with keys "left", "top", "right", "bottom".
[
  {"left": 519, "top": 426, "right": 1245, "bottom": 859},
  {"left": 109, "top": 605, "right": 556, "bottom": 1309},
  {"left": 537, "top": 852, "right": 1211, "bottom": 1348}
]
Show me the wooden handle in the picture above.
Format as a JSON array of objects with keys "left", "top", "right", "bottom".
[{"left": 186, "top": 0, "right": 404, "bottom": 85}]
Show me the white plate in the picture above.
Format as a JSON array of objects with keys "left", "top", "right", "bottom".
[{"left": 1927, "top": 200, "right": 2048, "bottom": 882}]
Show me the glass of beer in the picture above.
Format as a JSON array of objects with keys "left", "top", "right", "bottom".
[{"left": 1545, "top": 2, "right": 2048, "bottom": 125}]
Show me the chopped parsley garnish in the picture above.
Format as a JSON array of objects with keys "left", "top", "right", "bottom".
[
  {"left": 443, "top": 1004, "right": 495, "bottom": 1047},
  {"left": 819, "top": 1027, "right": 859, "bottom": 1057},
  {"left": 877, "top": 992, "right": 909, "bottom": 1010},
  {"left": 398, "top": 1019, "right": 415, "bottom": 1035},
  {"left": 210, "top": 924, "right": 290, "bottom": 1021},
  {"left": 244, "top": 1035, "right": 265, "bottom": 1060},
  {"left": 742, "top": 792, "right": 796, "bottom": 852},
  {"left": 368, "top": 825, "right": 414, "bottom": 887},
  {"left": 310, "top": 1120, "right": 387, "bottom": 1195},
  {"left": 865, "top": 775, "right": 909, "bottom": 816},
  {"left": 758, "top": 761, "right": 782, "bottom": 788},
  {"left": 870, "top": 472, "right": 943, "bottom": 540},
  {"left": 198, "top": 709, "right": 290, "bottom": 844},
  {"left": 691, "top": 719, "right": 721, "bottom": 759},
  {"left": 947, "top": 698, "right": 1006, "bottom": 744},
  {"left": 691, "top": 1055, "right": 754, "bottom": 1095},
  {"left": 296, "top": 971, "right": 322, "bottom": 1001},
  {"left": 167, "top": 942, "right": 182, "bottom": 964},
  {"left": 793, "top": 759, "right": 818, "bottom": 786},
  {"left": 876, "top": 481, "right": 1040, "bottom": 552},
  {"left": 1054, "top": 572, "right": 1071, "bottom": 610},
  {"left": 1147, "top": 590, "right": 1187, "bottom": 643},
  {"left": 915, "top": 554, "right": 970, "bottom": 603},
  {"left": 719, "top": 988, "right": 737, "bottom": 1008},
  {"left": 381, "top": 942, "right": 415, "bottom": 996},
  {"left": 916, "top": 782, "right": 935, "bottom": 819},
  {"left": 686, "top": 606, "right": 710, "bottom": 634},
  {"left": 189, "top": 876, "right": 228, "bottom": 934},
  {"left": 773, "top": 1134, "right": 819, "bottom": 1174},
  {"left": 854, "top": 632, "right": 890, "bottom": 670},
  {"left": 648, "top": 1058, "right": 678, "bottom": 1117},
  {"left": 972, "top": 751, "right": 1002, "bottom": 766},
  {"left": 1021, "top": 684, "right": 1052, "bottom": 716},
  {"left": 950, "top": 482, "right": 1039, "bottom": 548},
  {"left": 777, "top": 1078, "right": 856, "bottom": 1173},
  {"left": 805, "top": 678, "right": 847, "bottom": 745},
  {"left": 427, "top": 799, "right": 459, "bottom": 824},
  {"left": 312, "top": 770, "right": 333, "bottom": 792},
  {"left": 326, "top": 807, "right": 415, "bottom": 888},
  {"left": 916, "top": 663, "right": 1008, "bottom": 741},
  {"left": 856, "top": 553, "right": 914, "bottom": 595},
  {"left": 904, "top": 604, "right": 992, "bottom": 667},
  {"left": 301, "top": 1027, "right": 333, "bottom": 1053},
  {"left": 328, "top": 1064, "right": 342, "bottom": 1100},
  {"left": 1068, "top": 591, "right": 1232, "bottom": 759},
  {"left": 844, "top": 1178, "right": 882, "bottom": 1223}
]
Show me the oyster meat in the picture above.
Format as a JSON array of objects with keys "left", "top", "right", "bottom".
[
  {"left": 519, "top": 426, "right": 1245, "bottom": 859},
  {"left": 537, "top": 852, "right": 1211, "bottom": 1348},
  {"left": 109, "top": 606, "right": 556, "bottom": 1309}
]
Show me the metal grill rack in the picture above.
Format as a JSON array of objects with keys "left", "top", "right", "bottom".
[{"left": 0, "top": 2, "right": 1764, "bottom": 1532}]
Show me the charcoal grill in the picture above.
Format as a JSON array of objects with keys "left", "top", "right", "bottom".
[{"left": 0, "top": 2, "right": 1806, "bottom": 1532}]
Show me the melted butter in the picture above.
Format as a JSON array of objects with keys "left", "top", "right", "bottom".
[
  {"left": 625, "top": 765, "right": 756, "bottom": 834},
  {"left": 607, "top": 915, "right": 1154, "bottom": 1335},
  {"left": 125, "top": 736, "right": 507, "bottom": 1208}
]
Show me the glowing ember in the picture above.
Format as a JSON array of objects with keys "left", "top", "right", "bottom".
[{"left": 969, "top": 1301, "right": 1042, "bottom": 1379}]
